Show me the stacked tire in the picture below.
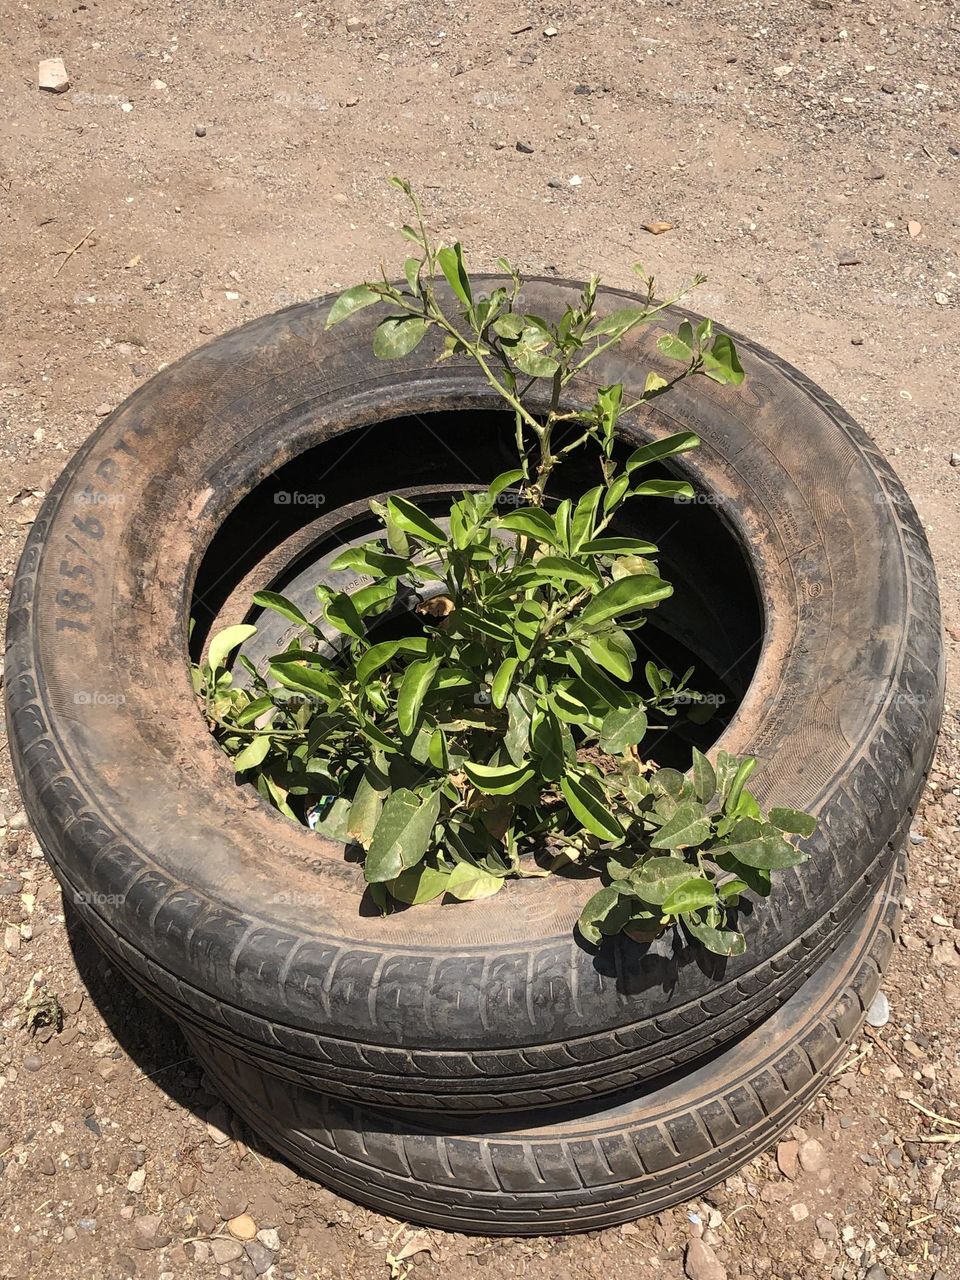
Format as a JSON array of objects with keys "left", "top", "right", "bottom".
[{"left": 5, "top": 283, "right": 943, "bottom": 1233}]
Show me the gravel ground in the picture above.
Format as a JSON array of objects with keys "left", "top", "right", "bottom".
[{"left": 1, "top": 1, "right": 959, "bottom": 1277}]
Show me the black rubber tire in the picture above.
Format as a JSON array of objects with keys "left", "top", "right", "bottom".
[
  {"left": 188, "top": 857, "right": 904, "bottom": 1235},
  {"left": 5, "top": 280, "right": 942, "bottom": 1113}
]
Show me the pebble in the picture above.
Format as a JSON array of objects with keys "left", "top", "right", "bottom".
[
  {"left": 227, "top": 1213, "right": 257, "bottom": 1240},
  {"left": 23, "top": 1055, "right": 42, "bottom": 1073},
  {"left": 885, "top": 1146, "right": 903, "bottom": 1170},
  {"left": 9, "top": 810, "right": 29, "bottom": 830},
  {"left": 245, "top": 1240, "right": 275, "bottom": 1275},
  {"left": 204, "top": 1103, "right": 232, "bottom": 1144},
  {"left": 217, "top": 1192, "right": 247, "bottom": 1220},
  {"left": 816, "top": 1216, "right": 837, "bottom": 1241},
  {"left": 39, "top": 1154, "right": 56, "bottom": 1176},
  {"left": 38, "top": 57, "right": 70, "bottom": 93},
  {"left": 133, "top": 1215, "right": 168, "bottom": 1250},
  {"left": 799, "top": 1138, "right": 827, "bottom": 1173},
  {"left": 865, "top": 1268, "right": 888, "bottom": 1280},
  {"left": 0, "top": 875, "right": 23, "bottom": 896},
  {"left": 211, "top": 1238, "right": 244, "bottom": 1264},
  {"left": 789, "top": 1202, "right": 809, "bottom": 1222},
  {"left": 3, "top": 926, "right": 20, "bottom": 956},
  {"left": 345, "top": 16, "right": 366, "bottom": 31},
  {"left": 195, "top": 125, "right": 206, "bottom": 137},
  {"left": 949, "top": 452, "right": 960, "bottom": 468},
  {"left": 94, "top": 403, "right": 114, "bottom": 418},
  {"left": 127, "top": 1168, "right": 146, "bottom": 1193},
  {"left": 115, "top": 1256, "right": 136, "bottom": 1278},
  {"left": 866, "top": 990, "right": 890, "bottom": 1027},
  {"left": 776, "top": 1139, "right": 799, "bottom": 1178},
  {"left": 684, "top": 1237, "right": 727, "bottom": 1280},
  {"left": 257, "top": 1228, "right": 280, "bottom": 1250},
  {"left": 838, "top": 252, "right": 861, "bottom": 267},
  {"left": 515, "top": 141, "right": 534, "bottom": 153}
]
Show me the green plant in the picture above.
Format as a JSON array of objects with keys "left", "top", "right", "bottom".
[{"left": 193, "top": 180, "right": 815, "bottom": 955}]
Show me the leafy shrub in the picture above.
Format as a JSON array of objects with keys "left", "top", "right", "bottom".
[{"left": 194, "top": 180, "right": 815, "bottom": 955}]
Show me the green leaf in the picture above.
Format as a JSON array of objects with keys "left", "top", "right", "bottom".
[
  {"left": 661, "top": 877, "right": 718, "bottom": 915},
  {"left": 252, "top": 591, "right": 310, "bottom": 626},
  {"left": 599, "top": 706, "right": 648, "bottom": 754},
  {"left": 455, "top": 607, "right": 512, "bottom": 643},
  {"left": 427, "top": 726, "right": 449, "bottom": 770},
  {"left": 590, "top": 306, "right": 649, "bottom": 338},
  {"left": 587, "top": 632, "right": 635, "bottom": 682},
  {"left": 397, "top": 657, "right": 442, "bottom": 736},
  {"left": 487, "top": 468, "right": 525, "bottom": 502},
  {"left": 625, "top": 431, "right": 700, "bottom": 473},
  {"left": 492, "top": 312, "right": 526, "bottom": 340},
  {"left": 603, "top": 473, "right": 631, "bottom": 515},
  {"left": 768, "top": 807, "right": 817, "bottom": 838},
  {"left": 579, "top": 574, "right": 673, "bottom": 626},
  {"left": 531, "top": 556, "right": 599, "bottom": 588},
  {"left": 491, "top": 657, "right": 519, "bottom": 709},
  {"left": 207, "top": 624, "right": 257, "bottom": 673},
  {"left": 389, "top": 862, "right": 451, "bottom": 904},
  {"left": 346, "top": 772, "right": 386, "bottom": 849},
  {"left": 631, "top": 479, "right": 695, "bottom": 499},
  {"left": 324, "top": 593, "right": 365, "bottom": 642},
  {"left": 403, "top": 256, "right": 422, "bottom": 294},
  {"left": 702, "top": 332, "right": 745, "bottom": 385},
  {"left": 328, "top": 545, "right": 411, "bottom": 577},
  {"left": 234, "top": 735, "right": 271, "bottom": 772},
  {"left": 657, "top": 332, "right": 693, "bottom": 363},
  {"left": 560, "top": 774, "right": 624, "bottom": 841},
  {"left": 630, "top": 855, "right": 698, "bottom": 906},
  {"left": 236, "top": 696, "right": 275, "bottom": 727},
  {"left": 724, "top": 756, "right": 758, "bottom": 814},
  {"left": 513, "top": 346, "right": 559, "bottom": 378},
  {"left": 372, "top": 315, "right": 431, "bottom": 359},
  {"left": 446, "top": 860, "right": 504, "bottom": 901},
  {"left": 386, "top": 496, "right": 446, "bottom": 545},
  {"left": 577, "top": 884, "right": 626, "bottom": 945},
  {"left": 683, "top": 918, "right": 746, "bottom": 956},
  {"left": 463, "top": 760, "right": 535, "bottom": 795},
  {"left": 270, "top": 661, "right": 339, "bottom": 701},
  {"left": 649, "top": 800, "right": 712, "bottom": 849},
  {"left": 717, "top": 831, "right": 808, "bottom": 870},
  {"left": 570, "top": 486, "right": 603, "bottom": 549},
  {"left": 497, "top": 506, "right": 558, "bottom": 544},
  {"left": 364, "top": 787, "right": 441, "bottom": 883},
  {"left": 355, "top": 637, "right": 428, "bottom": 684},
  {"left": 691, "top": 747, "right": 717, "bottom": 805},
  {"left": 325, "top": 284, "right": 381, "bottom": 329},
  {"left": 643, "top": 371, "right": 668, "bottom": 395},
  {"left": 580, "top": 536, "right": 658, "bottom": 555},
  {"left": 437, "top": 242, "right": 473, "bottom": 307}
]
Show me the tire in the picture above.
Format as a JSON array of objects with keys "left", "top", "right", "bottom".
[
  {"left": 5, "top": 280, "right": 942, "bottom": 1112},
  {"left": 188, "top": 857, "right": 904, "bottom": 1235}
]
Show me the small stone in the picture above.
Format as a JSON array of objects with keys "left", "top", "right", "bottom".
[
  {"left": 23, "top": 1055, "right": 43, "bottom": 1073},
  {"left": 684, "top": 1238, "right": 727, "bottom": 1280},
  {"left": 543, "top": 26, "right": 558, "bottom": 36},
  {"left": 816, "top": 1216, "right": 837, "bottom": 1241},
  {"left": 931, "top": 941, "right": 960, "bottom": 968},
  {"left": 0, "top": 875, "right": 23, "bottom": 896},
  {"left": 38, "top": 57, "right": 70, "bottom": 93},
  {"left": 789, "top": 1202, "right": 809, "bottom": 1222},
  {"left": 245, "top": 1240, "right": 275, "bottom": 1275},
  {"left": 867, "top": 166, "right": 885, "bottom": 180},
  {"left": 115, "top": 1256, "right": 136, "bottom": 1279},
  {"left": 866, "top": 990, "right": 890, "bottom": 1027},
  {"left": 195, "top": 125, "right": 206, "bottom": 137},
  {"left": 217, "top": 1192, "right": 247, "bottom": 1220},
  {"left": 256, "top": 1228, "right": 280, "bottom": 1251},
  {"left": 515, "top": 141, "right": 534, "bottom": 153},
  {"left": 777, "top": 1139, "right": 799, "bottom": 1178},
  {"left": 865, "top": 1268, "right": 888, "bottom": 1280},
  {"left": 880, "top": 82, "right": 896, "bottom": 94},
  {"left": 227, "top": 1213, "right": 257, "bottom": 1240},
  {"left": 133, "top": 1215, "right": 168, "bottom": 1250},
  {"left": 903, "top": 1140, "right": 922, "bottom": 1162},
  {"left": 9, "top": 810, "right": 29, "bottom": 831},
  {"left": 205, "top": 1103, "right": 232, "bottom": 1144},
  {"left": 345, "top": 16, "right": 366, "bottom": 32},
  {"left": 934, "top": 291, "right": 949, "bottom": 305},
  {"left": 211, "top": 1238, "right": 244, "bottom": 1264},
  {"left": 568, "top": 175, "right": 582, "bottom": 187},
  {"left": 127, "top": 1168, "right": 146, "bottom": 1193},
  {"left": 39, "top": 1154, "right": 56, "bottom": 1176},
  {"left": 949, "top": 452, "right": 960, "bottom": 468},
  {"left": 885, "top": 1146, "right": 903, "bottom": 1170},
  {"left": 546, "top": 178, "right": 565, "bottom": 189},
  {"left": 799, "top": 1139, "right": 827, "bottom": 1173},
  {"left": 94, "top": 403, "right": 114, "bottom": 417},
  {"left": 907, "top": 220, "right": 922, "bottom": 238},
  {"left": 3, "top": 925, "right": 20, "bottom": 956},
  {"left": 838, "top": 252, "right": 861, "bottom": 267},
  {"left": 152, "top": 79, "right": 167, "bottom": 90}
]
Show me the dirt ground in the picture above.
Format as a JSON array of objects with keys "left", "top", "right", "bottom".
[{"left": 1, "top": 1, "right": 959, "bottom": 1277}]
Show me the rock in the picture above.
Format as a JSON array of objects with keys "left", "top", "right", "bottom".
[
  {"left": 885, "top": 1146, "right": 903, "bottom": 1170},
  {"left": 789, "top": 1202, "right": 809, "bottom": 1222},
  {"left": 38, "top": 57, "right": 70, "bottom": 93},
  {"left": 866, "top": 991, "right": 890, "bottom": 1027},
  {"left": 880, "top": 82, "right": 896, "bottom": 94},
  {"left": 217, "top": 1192, "right": 247, "bottom": 1220},
  {"left": 867, "top": 166, "right": 885, "bottom": 180},
  {"left": 195, "top": 126, "right": 206, "bottom": 138},
  {"left": 907, "top": 220, "right": 922, "bottom": 238},
  {"left": 127, "top": 1168, "right": 146, "bottom": 1193},
  {"left": 245, "top": 1240, "right": 275, "bottom": 1275},
  {"left": 865, "top": 1268, "right": 888, "bottom": 1280},
  {"left": 0, "top": 875, "right": 23, "bottom": 896},
  {"left": 684, "top": 1238, "right": 727, "bottom": 1280},
  {"left": 9, "top": 809, "right": 29, "bottom": 830},
  {"left": 4, "top": 925, "right": 20, "bottom": 956},
  {"left": 211, "top": 1238, "right": 244, "bottom": 1264},
  {"left": 950, "top": 452, "right": 960, "bottom": 468},
  {"left": 204, "top": 1103, "right": 232, "bottom": 1144},
  {"left": 257, "top": 1228, "right": 280, "bottom": 1250},
  {"left": 94, "top": 403, "right": 114, "bottom": 417},
  {"left": 227, "top": 1213, "right": 257, "bottom": 1240},
  {"left": 345, "top": 16, "right": 366, "bottom": 32},
  {"left": 838, "top": 252, "right": 861, "bottom": 267},
  {"left": 798, "top": 1138, "right": 827, "bottom": 1173},
  {"left": 39, "top": 1154, "right": 56, "bottom": 1176},
  {"left": 132, "top": 1215, "right": 168, "bottom": 1250},
  {"left": 23, "top": 1055, "right": 43, "bottom": 1073},
  {"left": 515, "top": 141, "right": 534, "bottom": 153},
  {"left": 543, "top": 25, "right": 558, "bottom": 36},
  {"left": 816, "top": 1216, "right": 837, "bottom": 1241},
  {"left": 931, "top": 941, "right": 960, "bottom": 968},
  {"left": 777, "top": 1139, "right": 799, "bottom": 1178}
]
